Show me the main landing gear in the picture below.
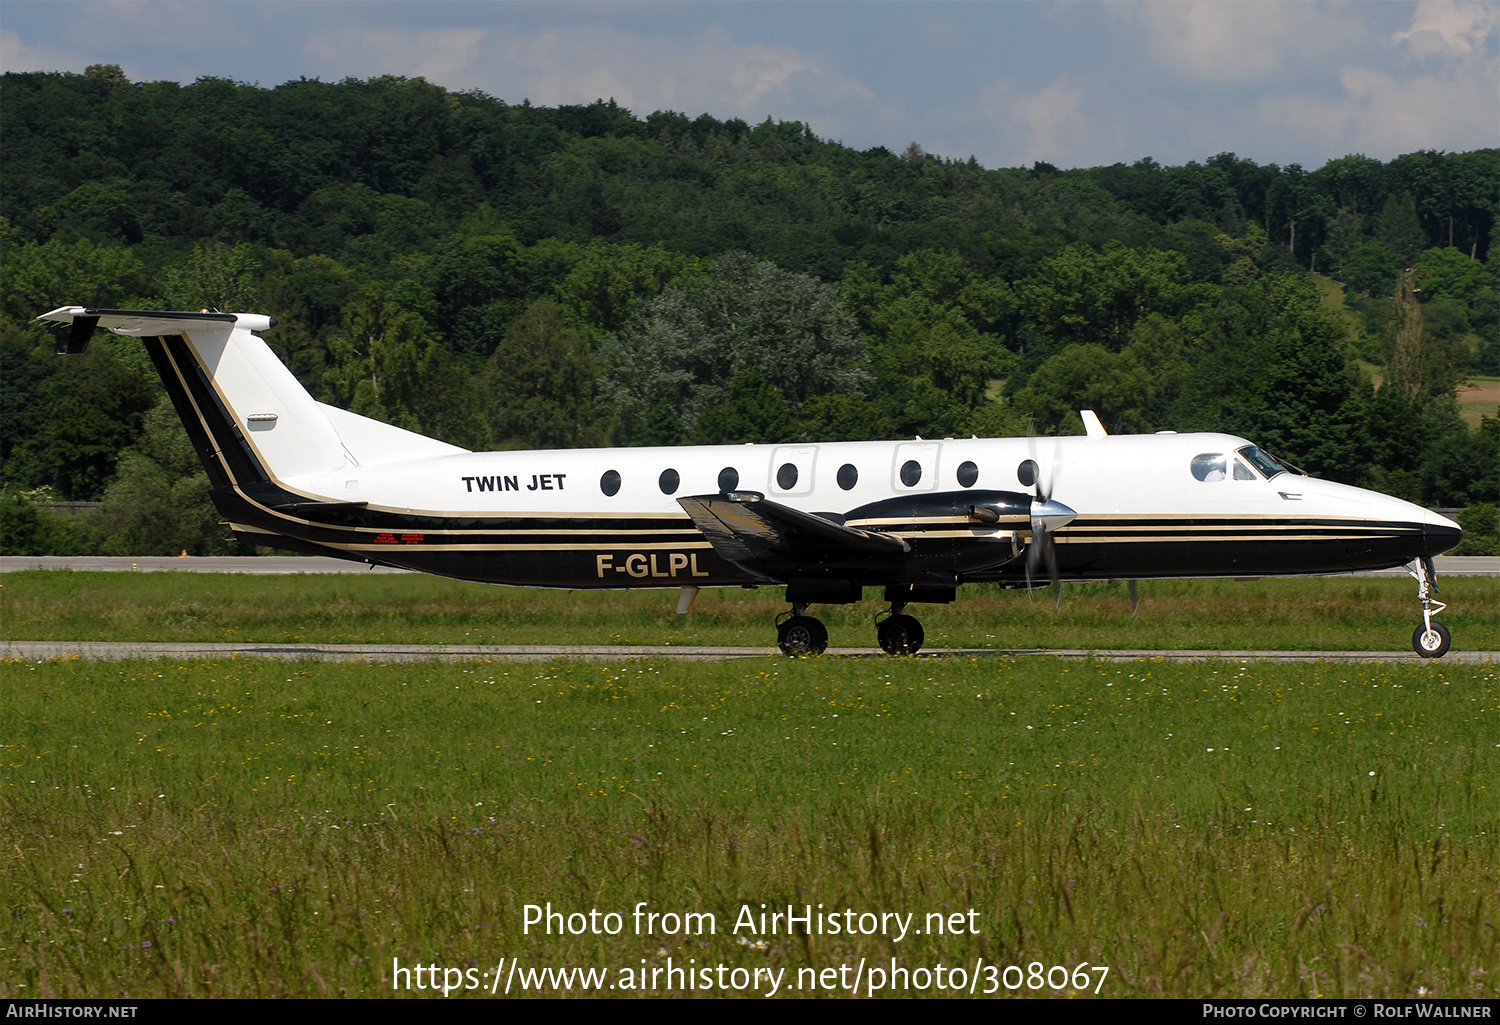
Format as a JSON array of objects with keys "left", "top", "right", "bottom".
[
  {"left": 775, "top": 585, "right": 942, "bottom": 656},
  {"left": 776, "top": 605, "right": 829, "bottom": 656},
  {"left": 875, "top": 605, "right": 924, "bottom": 655},
  {"left": 774, "top": 605, "right": 928, "bottom": 656},
  {"left": 1407, "top": 556, "right": 1451, "bottom": 658}
]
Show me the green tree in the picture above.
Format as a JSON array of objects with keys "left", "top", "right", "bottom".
[
  {"left": 844, "top": 250, "right": 1017, "bottom": 435},
  {"left": 598, "top": 252, "right": 867, "bottom": 443},
  {"left": 1017, "top": 241, "right": 1191, "bottom": 350},
  {"left": 1319, "top": 209, "right": 1363, "bottom": 276},
  {"left": 1342, "top": 240, "right": 1403, "bottom": 297},
  {"left": 690, "top": 372, "right": 799, "bottom": 444},
  {"left": 0, "top": 237, "right": 145, "bottom": 323},
  {"left": 1376, "top": 194, "right": 1428, "bottom": 266},
  {"left": 157, "top": 241, "right": 263, "bottom": 312},
  {"left": 95, "top": 397, "right": 239, "bottom": 555},
  {"left": 322, "top": 289, "right": 439, "bottom": 433},
  {"left": 483, "top": 300, "right": 602, "bottom": 449},
  {"left": 556, "top": 242, "right": 695, "bottom": 335}
]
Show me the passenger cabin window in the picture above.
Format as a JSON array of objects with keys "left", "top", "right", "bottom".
[
  {"left": 1191, "top": 453, "right": 1227, "bottom": 482},
  {"left": 659, "top": 468, "right": 680, "bottom": 495},
  {"left": 600, "top": 469, "right": 621, "bottom": 496},
  {"left": 894, "top": 441, "right": 939, "bottom": 492},
  {"left": 718, "top": 467, "right": 739, "bottom": 492},
  {"left": 957, "top": 461, "right": 978, "bottom": 487},
  {"left": 771, "top": 445, "right": 817, "bottom": 495},
  {"left": 836, "top": 464, "right": 858, "bottom": 490},
  {"left": 1018, "top": 460, "right": 1038, "bottom": 488}
]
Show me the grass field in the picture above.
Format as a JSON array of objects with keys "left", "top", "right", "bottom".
[
  {"left": 1457, "top": 376, "right": 1499, "bottom": 428},
  {"left": 3, "top": 653, "right": 1497, "bottom": 998},
  {"left": 3, "top": 570, "right": 1498, "bottom": 652}
]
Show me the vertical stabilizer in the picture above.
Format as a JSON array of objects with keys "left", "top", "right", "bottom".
[{"left": 39, "top": 308, "right": 355, "bottom": 490}]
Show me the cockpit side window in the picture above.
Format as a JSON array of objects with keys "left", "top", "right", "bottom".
[
  {"left": 1236, "top": 445, "right": 1286, "bottom": 480},
  {"left": 1191, "top": 453, "right": 1227, "bottom": 482},
  {"left": 1234, "top": 459, "right": 1255, "bottom": 480}
]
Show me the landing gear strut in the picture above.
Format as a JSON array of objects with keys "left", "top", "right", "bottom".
[
  {"left": 776, "top": 604, "right": 828, "bottom": 656},
  {"left": 1407, "top": 556, "right": 1451, "bottom": 658},
  {"left": 875, "top": 604, "right": 924, "bottom": 655}
]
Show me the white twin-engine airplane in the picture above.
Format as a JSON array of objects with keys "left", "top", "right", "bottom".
[{"left": 41, "top": 306, "right": 1464, "bottom": 658}]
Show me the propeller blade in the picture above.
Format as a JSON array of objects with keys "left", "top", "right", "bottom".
[
  {"left": 1046, "top": 536, "right": 1062, "bottom": 610},
  {"left": 1128, "top": 579, "right": 1140, "bottom": 619}
]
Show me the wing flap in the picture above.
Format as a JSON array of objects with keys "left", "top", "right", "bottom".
[{"left": 678, "top": 492, "right": 910, "bottom": 566}]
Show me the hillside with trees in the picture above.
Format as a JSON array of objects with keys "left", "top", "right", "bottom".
[{"left": 2, "top": 67, "right": 1495, "bottom": 555}]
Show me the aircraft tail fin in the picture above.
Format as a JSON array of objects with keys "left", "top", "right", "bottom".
[{"left": 36, "top": 307, "right": 464, "bottom": 492}]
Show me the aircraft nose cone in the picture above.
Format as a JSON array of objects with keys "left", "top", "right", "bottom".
[{"left": 1422, "top": 508, "right": 1463, "bottom": 556}]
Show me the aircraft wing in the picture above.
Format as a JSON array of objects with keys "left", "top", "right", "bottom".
[{"left": 677, "top": 492, "right": 911, "bottom": 567}]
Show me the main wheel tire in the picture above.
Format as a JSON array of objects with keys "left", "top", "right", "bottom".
[
  {"left": 778, "top": 615, "right": 828, "bottom": 656},
  {"left": 1412, "top": 621, "right": 1451, "bottom": 658},
  {"left": 876, "top": 614, "right": 925, "bottom": 655}
]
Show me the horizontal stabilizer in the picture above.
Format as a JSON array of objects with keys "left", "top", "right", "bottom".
[
  {"left": 38, "top": 306, "right": 259, "bottom": 336},
  {"left": 678, "top": 492, "right": 910, "bottom": 566}
]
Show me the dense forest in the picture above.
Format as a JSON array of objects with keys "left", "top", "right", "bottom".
[{"left": 1, "top": 67, "right": 1496, "bottom": 555}]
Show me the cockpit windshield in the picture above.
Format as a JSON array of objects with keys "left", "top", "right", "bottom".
[{"left": 1237, "top": 445, "right": 1288, "bottom": 480}]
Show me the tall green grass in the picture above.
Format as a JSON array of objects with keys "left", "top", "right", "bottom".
[
  {"left": 3, "top": 570, "right": 1497, "bottom": 650},
  {"left": 3, "top": 655, "right": 1496, "bottom": 997}
]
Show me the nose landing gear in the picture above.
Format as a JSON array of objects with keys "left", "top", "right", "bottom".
[{"left": 1407, "top": 556, "right": 1451, "bottom": 658}]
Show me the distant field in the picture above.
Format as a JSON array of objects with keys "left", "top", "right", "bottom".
[
  {"left": 3, "top": 655, "right": 1494, "bottom": 998},
  {"left": 1457, "top": 376, "right": 1499, "bottom": 427},
  {"left": 1351, "top": 365, "right": 1495, "bottom": 429},
  {"left": 3, "top": 570, "right": 1496, "bottom": 653}
]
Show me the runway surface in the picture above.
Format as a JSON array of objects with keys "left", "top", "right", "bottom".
[
  {"left": 4, "top": 640, "right": 1493, "bottom": 664},
  {"left": 4, "top": 555, "right": 1500, "bottom": 576}
]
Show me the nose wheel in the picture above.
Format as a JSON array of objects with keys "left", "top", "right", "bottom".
[
  {"left": 1412, "top": 622, "right": 1452, "bottom": 658},
  {"left": 1407, "top": 556, "right": 1451, "bottom": 658}
]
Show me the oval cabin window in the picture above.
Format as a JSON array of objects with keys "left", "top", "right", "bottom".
[
  {"left": 957, "top": 461, "right": 979, "bottom": 487},
  {"left": 1191, "top": 454, "right": 1227, "bottom": 482},
  {"left": 659, "top": 468, "right": 680, "bottom": 494},
  {"left": 900, "top": 459, "right": 922, "bottom": 487},
  {"left": 837, "top": 464, "right": 858, "bottom": 490},
  {"left": 776, "top": 462, "right": 799, "bottom": 490},
  {"left": 717, "top": 467, "right": 739, "bottom": 492},
  {"left": 600, "top": 469, "right": 621, "bottom": 496}
]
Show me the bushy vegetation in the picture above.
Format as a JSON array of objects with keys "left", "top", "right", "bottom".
[{"left": 2, "top": 68, "right": 1496, "bottom": 555}]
